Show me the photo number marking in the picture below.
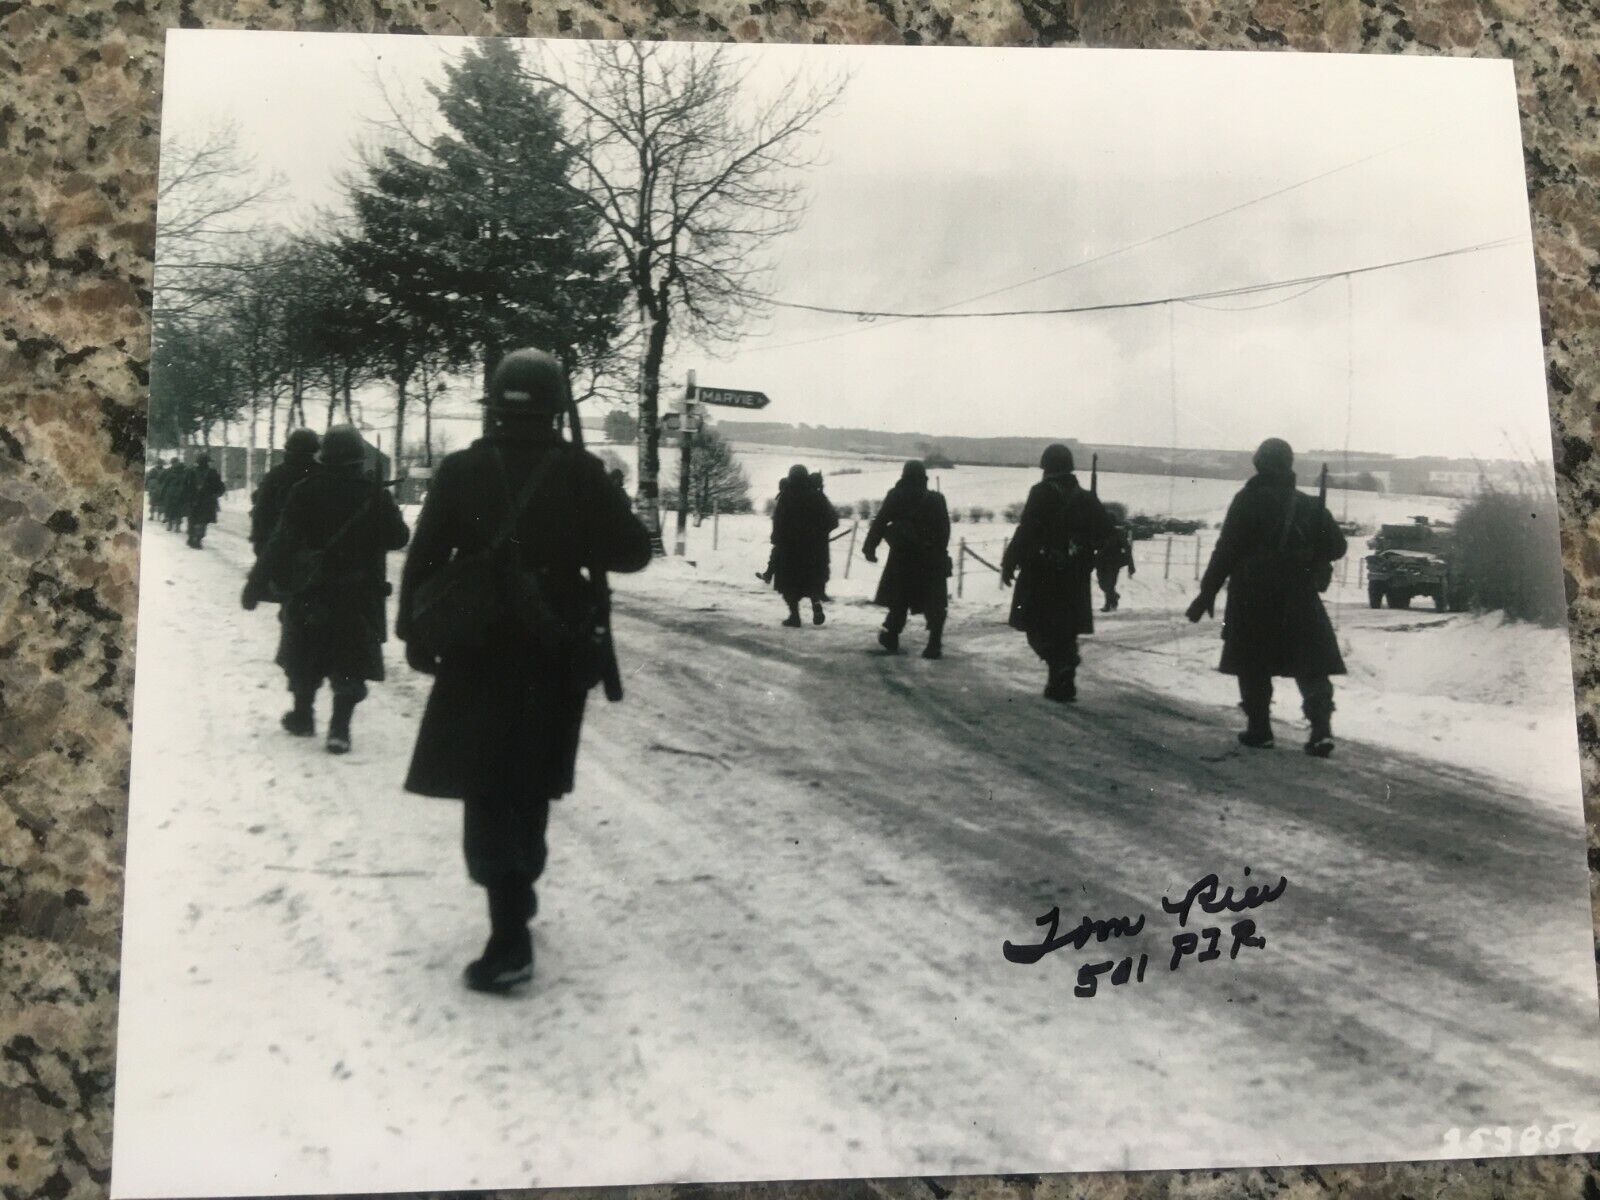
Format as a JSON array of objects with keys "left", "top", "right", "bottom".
[{"left": 1441, "top": 1123, "right": 1593, "bottom": 1156}]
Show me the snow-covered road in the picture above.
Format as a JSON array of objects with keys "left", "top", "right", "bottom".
[{"left": 113, "top": 505, "right": 1600, "bottom": 1197}]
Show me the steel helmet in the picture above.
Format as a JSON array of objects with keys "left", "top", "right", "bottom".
[
  {"left": 319, "top": 425, "right": 367, "bottom": 467},
  {"left": 1040, "top": 443, "right": 1075, "bottom": 474},
  {"left": 488, "top": 348, "right": 568, "bottom": 413},
  {"left": 285, "top": 428, "right": 320, "bottom": 456},
  {"left": 1253, "top": 437, "right": 1294, "bottom": 475}
]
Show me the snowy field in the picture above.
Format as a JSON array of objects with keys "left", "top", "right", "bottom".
[
  {"left": 724, "top": 442, "right": 1462, "bottom": 532},
  {"left": 113, "top": 480, "right": 1599, "bottom": 1198}
]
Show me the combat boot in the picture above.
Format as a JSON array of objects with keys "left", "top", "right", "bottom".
[
  {"left": 1304, "top": 711, "right": 1335, "bottom": 758},
  {"left": 811, "top": 600, "right": 826, "bottom": 626},
  {"left": 1043, "top": 663, "right": 1076, "bottom": 702},
  {"left": 326, "top": 695, "right": 356, "bottom": 755},
  {"left": 281, "top": 689, "right": 316, "bottom": 738},
  {"left": 464, "top": 883, "right": 534, "bottom": 994},
  {"left": 1237, "top": 709, "right": 1274, "bottom": 749},
  {"left": 878, "top": 627, "right": 900, "bottom": 654},
  {"left": 782, "top": 599, "right": 802, "bottom": 628}
]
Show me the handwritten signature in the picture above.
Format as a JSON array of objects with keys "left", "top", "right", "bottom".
[{"left": 1003, "top": 867, "right": 1289, "bottom": 998}]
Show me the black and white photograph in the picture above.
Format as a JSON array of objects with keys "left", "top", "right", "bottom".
[{"left": 113, "top": 31, "right": 1599, "bottom": 1197}]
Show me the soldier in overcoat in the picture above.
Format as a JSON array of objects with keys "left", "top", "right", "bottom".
[
  {"left": 397, "top": 348, "right": 651, "bottom": 994},
  {"left": 242, "top": 425, "right": 410, "bottom": 754},
  {"left": 183, "top": 453, "right": 226, "bottom": 548},
  {"left": 145, "top": 460, "right": 167, "bottom": 521},
  {"left": 769, "top": 463, "right": 839, "bottom": 627},
  {"left": 862, "top": 460, "right": 951, "bottom": 659},
  {"left": 250, "top": 428, "right": 321, "bottom": 554},
  {"left": 1186, "top": 437, "right": 1347, "bottom": 755},
  {"left": 1001, "top": 444, "right": 1117, "bottom": 701},
  {"left": 160, "top": 460, "right": 191, "bottom": 532}
]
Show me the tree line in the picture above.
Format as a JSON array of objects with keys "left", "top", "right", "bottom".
[{"left": 151, "top": 38, "right": 843, "bottom": 541}]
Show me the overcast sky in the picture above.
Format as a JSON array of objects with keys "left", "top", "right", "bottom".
[{"left": 162, "top": 31, "right": 1549, "bottom": 461}]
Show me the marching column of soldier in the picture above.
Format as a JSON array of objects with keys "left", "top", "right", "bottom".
[
  {"left": 145, "top": 451, "right": 225, "bottom": 546},
  {"left": 150, "top": 340, "right": 1349, "bottom": 994}
]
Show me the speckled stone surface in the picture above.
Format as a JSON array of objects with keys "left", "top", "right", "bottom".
[{"left": 1, "top": 2, "right": 1597, "bottom": 1198}]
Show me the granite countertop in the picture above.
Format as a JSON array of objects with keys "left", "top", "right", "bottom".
[{"left": 2, "top": 2, "right": 1597, "bottom": 1198}]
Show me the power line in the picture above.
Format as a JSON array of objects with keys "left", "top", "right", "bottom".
[
  {"left": 1180, "top": 278, "right": 1334, "bottom": 312},
  {"left": 761, "top": 237, "right": 1522, "bottom": 322},
  {"left": 741, "top": 124, "right": 1460, "bottom": 354}
]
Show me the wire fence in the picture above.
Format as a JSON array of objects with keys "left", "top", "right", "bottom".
[
  {"left": 953, "top": 534, "right": 1366, "bottom": 597},
  {"left": 685, "top": 511, "right": 1369, "bottom": 597}
]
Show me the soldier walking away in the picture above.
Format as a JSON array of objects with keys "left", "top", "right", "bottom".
[
  {"left": 145, "top": 459, "right": 167, "bottom": 521},
  {"left": 769, "top": 463, "right": 839, "bottom": 627},
  {"left": 250, "top": 428, "right": 321, "bottom": 555},
  {"left": 397, "top": 348, "right": 651, "bottom": 996},
  {"left": 1185, "top": 437, "right": 1347, "bottom": 756},
  {"left": 184, "top": 453, "right": 226, "bottom": 548},
  {"left": 160, "top": 458, "right": 191, "bottom": 532},
  {"left": 862, "top": 460, "right": 951, "bottom": 659},
  {"left": 1096, "top": 502, "right": 1137, "bottom": 612},
  {"left": 242, "top": 425, "right": 410, "bottom": 754},
  {"left": 1001, "top": 444, "right": 1117, "bottom": 702}
]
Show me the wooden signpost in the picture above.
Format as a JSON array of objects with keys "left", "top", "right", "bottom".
[{"left": 671, "top": 375, "right": 773, "bottom": 555}]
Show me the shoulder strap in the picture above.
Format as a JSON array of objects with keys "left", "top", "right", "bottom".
[
  {"left": 320, "top": 484, "right": 382, "bottom": 554},
  {"left": 488, "top": 445, "right": 562, "bottom": 552},
  {"left": 1275, "top": 488, "right": 1303, "bottom": 553}
]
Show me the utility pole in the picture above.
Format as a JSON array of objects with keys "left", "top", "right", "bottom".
[{"left": 675, "top": 370, "right": 695, "bottom": 557}]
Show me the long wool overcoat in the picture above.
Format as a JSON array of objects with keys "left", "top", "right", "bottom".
[
  {"left": 249, "top": 468, "right": 411, "bottom": 685},
  {"left": 185, "top": 466, "right": 226, "bottom": 524},
  {"left": 397, "top": 432, "right": 651, "bottom": 802},
  {"left": 770, "top": 485, "right": 839, "bottom": 602},
  {"left": 156, "top": 464, "right": 189, "bottom": 516},
  {"left": 1198, "top": 471, "right": 1347, "bottom": 678},
  {"left": 863, "top": 480, "right": 951, "bottom": 614},
  {"left": 1001, "top": 473, "right": 1116, "bottom": 640}
]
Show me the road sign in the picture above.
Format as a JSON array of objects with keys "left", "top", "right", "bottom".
[{"left": 692, "top": 385, "right": 769, "bottom": 410}]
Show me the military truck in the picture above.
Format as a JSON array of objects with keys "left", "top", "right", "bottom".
[{"left": 1365, "top": 516, "right": 1463, "bottom": 611}]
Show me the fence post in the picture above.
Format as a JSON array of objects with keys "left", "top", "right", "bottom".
[
  {"left": 1000, "top": 537, "right": 1010, "bottom": 589},
  {"left": 957, "top": 539, "right": 966, "bottom": 598},
  {"left": 712, "top": 498, "right": 719, "bottom": 551},
  {"left": 843, "top": 519, "right": 857, "bottom": 579},
  {"left": 1357, "top": 557, "right": 1364, "bottom": 587},
  {"left": 1194, "top": 535, "right": 1202, "bottom": 580},
  {"left": 1163, "top": 536, "right": 1173, "bottom": 580}
]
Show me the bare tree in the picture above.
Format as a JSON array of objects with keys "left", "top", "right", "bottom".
[
  {"left": 520, "top": 42, "right": 846, "bottom": 548},
  {"left": 155, "top": 124, "right": 280, "bottom": 320},
  {"left": 664, "top": 426, "right": 752, "bottom": 522}
]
